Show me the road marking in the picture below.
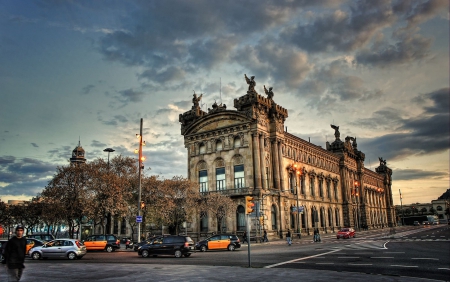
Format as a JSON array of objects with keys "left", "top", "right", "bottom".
[
  {"left": 265, "top": 249, "right": 341, "bottom": 268},
  {"left": 316, "top": 263, "right": 334, "bottom": 265},
  {"left": 371, "top": 257, "right": 394, "bottom": 259},
  {"left": 338, "top": 256, "right": 359, "bottom": 258},
  {"left": 411, "top": 258, "right": 439, "bottom": 260},
  {"left": 349, "top": 263, "right": 372, "bottom": 266},
  {"left": 384, "top": 252, "right": 404, "bottom": 253},
  {"left": 437, "top": 268, "right": 450, "bottom": 270},
  {"left": 391, "top": 265, "right": 418, "bottom": 268}
]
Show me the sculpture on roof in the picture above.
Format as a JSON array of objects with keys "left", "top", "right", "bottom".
[
  {"left": 330, "top": 124, "right": 340, "bottom": 140},
  {"left": 244, "top": 74, "right": 256, "bottom": 92},
  {"left": 378, "top": 157, "right": 387, "bottom": 166},
  {"left": 192, "top": 91, "right": 203, "bottom": 108},
  {"left": 264, "top": 85, "right": 274, "bottom": 99}
]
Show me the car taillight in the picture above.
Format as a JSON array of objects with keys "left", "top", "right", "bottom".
[
  {"left": 116, "top": 240, "right": 120, "bottom": 245},
  {"left": 184, "top": 242, "right": 189, "bottom": 247},
  {"left": 75, "top": 241, "right": 81, "bottom": 248}
]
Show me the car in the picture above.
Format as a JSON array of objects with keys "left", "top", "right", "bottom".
[
  {"left": 26, "top": 238, "right": 45, "bottom": 254},
  {"left": 26, "top": 233, "right": 55, "bottom": 242},
  {"left": 29, "top": 239, "right": 86, "bottom": 260},
  {"left": 0, "top": 240, "right": 7, "bottom": 263},
  {"left": 422, "top": 221, "right": 430, "bottom": 225},
  {"left": 138, "top": 235, "right": 194, "bottom": 258},
  {"left": 83, "top": 234, "right": 120, "bottom": 252},
  {"left": 336, "top": 228, "right": 356, "bottom": 239},
  {"left": 120, "top": 237, "right": 132, "bottom": 244},
  {"left": 196, "top": 234, "right": 241, "bottom": 252},
  {"left": 134, "top": 239, "right": 154, "bottom": 251},
  {"left": 413, "top": 221, "right": 420, "bottom": 226}
]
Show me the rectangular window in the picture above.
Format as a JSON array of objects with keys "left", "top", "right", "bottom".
[
  {"left": 301, "top": 176, "right": 305, "bottom": 194},
  {"left": 234, "top": 165, "right": 245, "bottom": 188},
  {"left": 334, "top": 183, "right": 338, "bottom": 200},
  {"left": 319, "top": 179, "right": 323, "bottom": 197},
  {"left": 327, "top": 182, "right": 331, "bottom": 198},
  {"left": 310, "top": 178, "right": 315, "bottom": 196},
  {"left": 216, "top": 167, "right": 226, "bottom": 190},
  {"left": 199, "top": 170, "right": 208, "bottom": 192}
]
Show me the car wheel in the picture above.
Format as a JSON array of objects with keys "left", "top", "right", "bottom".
[
  {"left": 184, "top": 253, "right": 191, "bottom": 257},
  {"left": 141, "top": 250, "right": 149, "bottom": 258},
  {"left": 200, "top": 245, "right": 207, "bottom": 252},
  {"left": 31, "top": 252, "right": 41, "bottom": 260},
  {"left": 336, "top": 237, "right": 339, "bottom": 239},
  {"left": 174, "top": 250, "right": 182, "bottom": 258},
  {"left": 67, "top": 252, "right": 77, "bottom": 260},
  {"left": 228, "top": 244, "right": 235, "bottom": 251},
  {"left": 105, "top": 246, "right": 113, "bottom": 253}
]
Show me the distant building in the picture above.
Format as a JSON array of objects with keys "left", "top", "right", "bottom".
[
  {"left": 70, "top": 140, "right": 86, "bottom": 164},
  {"left": 179, "top": 76, "right": 395, "bottom": 236}
]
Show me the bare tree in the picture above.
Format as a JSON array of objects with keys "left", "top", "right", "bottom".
[{"left": 199, "top": 192, "right": 237, "bottom": 233}]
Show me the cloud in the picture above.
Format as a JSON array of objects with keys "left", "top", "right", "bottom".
[
  {"left": 91, "top": 140, "right": 107, "bottom": 148},
  {"left": 81, "top": 84, "right": 95, "bottom": 95},
  {"left": 31, "top": 143, "right": 39, "bottom": 148},
  {"left": 392, "top": 168, "right": 448, "bottom": 181},
  {"left": 118, "top": 88, "right": 145, "bottom": 103}
]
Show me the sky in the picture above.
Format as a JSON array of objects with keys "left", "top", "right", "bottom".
[{"left": 0, "top": 0, "right": 448, "bottom": 206}]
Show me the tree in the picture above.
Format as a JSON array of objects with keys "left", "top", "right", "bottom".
[
  {"left": 199, "top": 192, "right": 237, "bottom": 233},
  {"left": 420, "top": 207, "right": 427, "bottom": 215}
]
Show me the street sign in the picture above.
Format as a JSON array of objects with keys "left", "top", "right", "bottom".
[{"left": 136, "top": 216, "right": 143, "bottom": 223}]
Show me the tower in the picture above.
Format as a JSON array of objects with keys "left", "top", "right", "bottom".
[{"left": 70, "top": 139, "right": 86, "bottom": 164}]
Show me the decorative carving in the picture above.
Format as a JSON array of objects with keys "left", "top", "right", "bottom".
[
  {"left": 207, "top": 100, "right": 227, "bottom": 113},
  {"left": 378, "top": 157, "right": 386, "bottom": 167},
  {"left": 197, "top": 161, "right": 207, "bottom": 171},
  {"left": 264, "top": 85, "right": 274, "bottom": 99},
  {"left": 331, "top": 124, "right": 340, "bottom": 140},
  {"left": 192, "top": 91, "right": 203, "bottom": 108},
  {"left": 215, "top": 158, "right": 225, "bottom": 167},
  {"left": 233, "top": 155, "right": 244, "bottom": 165}
]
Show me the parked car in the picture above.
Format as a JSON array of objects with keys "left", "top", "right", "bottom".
[
  {"left": 83, "top": 234, "right": 120, "bottom": 252},
  {"left": 26, "top": 233, "right": 55, "bottom": 242},
  {"left": 29, "top": 239, "right": 86, "bottom": 260},
  {"left": 196, "top": 234, "right": 241, "bottom": 252},
  {"left": 138, "top": 235, "right": 194, "bottom": 258},
  {"left": 413, "top": 221, "right": 420, "bottom": 226},
  {"left": 0, "top": 240, "right": 7, "bottom": 263},
  {"left": 134, "top": 239, "right": 154, "bottom": 251},
  {"left": 26, "top": 238, "right": 45, "bottom": 254},
  {"left": 336, "top": 228, "right": 356, "bottom": 239}
]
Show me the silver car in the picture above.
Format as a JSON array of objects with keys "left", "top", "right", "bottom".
[{"left": 29, "top": 239, "right": 87, "bottom": 260}]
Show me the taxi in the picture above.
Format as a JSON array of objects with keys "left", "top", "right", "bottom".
[
  {"left": 26, "top": 238, "right": 45, "bottom": 254},
  {"left": 196, "top": 234, "right": 241, "bottom": 252},
  {"left": 83, "top": 234, "right": 120, "bottom": 252}
]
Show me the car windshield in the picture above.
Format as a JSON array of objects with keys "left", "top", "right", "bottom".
[{"left": 340, "top": 229, "right": 349, "bottom": 232}]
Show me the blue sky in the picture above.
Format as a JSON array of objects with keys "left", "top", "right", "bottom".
[{"left": 0, "top": 0, "right": 448, "bottom": 205}]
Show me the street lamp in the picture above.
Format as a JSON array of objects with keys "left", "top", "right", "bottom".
[
  {"left": 399, "top": 189, "right": 405, "bottom": 226},
  {"left": 353, "top": 181, "right": 361, "bottom": 231},
  {"left": 135, "top": 118, "right": 146, "bottom": 243}
]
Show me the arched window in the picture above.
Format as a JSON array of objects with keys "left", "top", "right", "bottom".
[
  {"left": 234, "top": 164, "right": 245, "bottom": 188},
  {"left": 437, "top": 206, "right": 443, "bottom": 211},
  {"left": 199, "top": 170, "right": 208, "bottom": 192},
  {"left": 237, "top": 206, "right": 246, "bottom": 231},
  {"left": 199, "top": 142, "right": 206, "bottom": 154},
  {"left": 326, "top": 181, "right": 331, "bottom": 198},
  {"left": 328, "top": 208, "right": 333, "bottom": 227},
  {"left": 300, "top": 176, "right": 305, "bottom": 194},
  {"left": 335, "top": 208, "right": 340, "bottom": 227},
  {"left": 320, "top": 208, "right": 325, "bottom": 228},
  {"left": 310, "top": 177, "right": 315, "bottom": 196},
  {"left": 200, "top": 212, "right": 208, "bottom": 232},
  {"left": 290, "top": 212, "right": 295, "bottom": 229},
  {"left": 334, "top": 182, "right": 338, "bottom": 200},
  {"left": 319, "top": 179, "right": 323, "bottom": 197},
  {"left": 216, "top": 140, "right": 223, "bottom": 151},
  {"left": 233, "top": 137, "right": 241, "bottom": 148},
  {"left": 271, "top": 205, "right": 277, "bottom": 230}
]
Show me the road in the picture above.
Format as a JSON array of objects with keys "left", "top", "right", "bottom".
[{"left": 7, "top": 225, "right": 450, "bottom": 281}]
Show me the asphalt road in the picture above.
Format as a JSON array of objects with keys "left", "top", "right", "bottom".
[{"left": 6, "top": 225, "right": 449, "bottom": 281}]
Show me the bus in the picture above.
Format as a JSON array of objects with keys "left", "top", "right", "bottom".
[{"left": 427, "top": 215, "right": 439, "bottom": 225}]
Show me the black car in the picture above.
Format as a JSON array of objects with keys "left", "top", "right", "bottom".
[
  {"left": 26, "top": 233, "right": 55, "bottom": 242},
  {"left": 0, "top": 240, "right": 7, "bottom": 263},
  {"left": 134, "top": 239, "right": 154, "bottom": 251},
  {"left": 195, "top": 234, "right": 241, "bottom": 252},
  {"left": 138, "top": 235, "right": 194, "bottom": 258}
]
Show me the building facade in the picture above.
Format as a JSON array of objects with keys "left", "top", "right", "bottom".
[{"left": 179, "top": 76, "right": 395, "bottom": 237}]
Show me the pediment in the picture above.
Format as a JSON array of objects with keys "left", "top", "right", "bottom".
[{"left": 186, "top": 112, "right": 250, "bottom": 134}]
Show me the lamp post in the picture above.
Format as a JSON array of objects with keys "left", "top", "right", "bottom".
[
  {"left": 353, "top": 181, "right": 361, "bottom": 231},
  {"left": 399, "top": 189, "right": 405, "bottom": 226},
  {"left": 103, "top": 148, "right": 115, "bottom": 168},
  {"left": 135, "top": 118, "right": 146, "bottom": 243}
]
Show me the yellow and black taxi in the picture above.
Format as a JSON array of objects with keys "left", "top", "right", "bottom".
[
  {"left": 196, "top": 234, "right": 241, "bottom": 252},
  {"left": 83, "top": 234, "right": 120, "bottom": 252},
  {"left": 26, "top": 238, "right": 45, "bottom": 254}
]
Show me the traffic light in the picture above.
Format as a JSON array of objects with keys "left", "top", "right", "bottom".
[
  {"left": 245, "top": 196, "right": 255, "bottom": 214},
  {"left": 140, "top": 201, "right": 145, "bottom": 209}
]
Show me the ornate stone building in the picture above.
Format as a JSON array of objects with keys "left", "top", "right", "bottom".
[{"left": 179, "top": 76, "right": 395, "bottom": 237}]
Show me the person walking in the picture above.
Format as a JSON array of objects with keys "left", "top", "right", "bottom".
[
  {"left": 242, "top": 231, "right": 248, "bottom": 244},
  {"left": 263, "top": 230, "right": 269, "bottom": 242},
  {"left": 2, "top": 225, "right": 27, "bottom": 281},
  {"left": 313, "top": 228, "right": 318, "bottom": 242},
  {"left": 286, "top": 229, "right": 292, "bottom": 246}
]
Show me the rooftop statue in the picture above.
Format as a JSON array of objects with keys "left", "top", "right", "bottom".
[
  {"left": 330, "top": 124, "right": 340, "bottom": 140},
  {"left": 264, "top": 85, "right": 274, "bottom": 99},
  {"left": 378, "top": 157, "right": 387, "bottom": 166},
  {"left": 244, "top": 74, "right": 256, "bottom": 92},
  {"left": 192, "top": 91, "right": 203, "bottom": 108}
]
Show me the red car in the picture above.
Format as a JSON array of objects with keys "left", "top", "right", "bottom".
[{"left": 336, "top": 228, "right": 356, "bottom": 239}]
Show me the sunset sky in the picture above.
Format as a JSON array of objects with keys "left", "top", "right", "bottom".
[{"left": 0, "top": 0, "right": 448, "bottom": 205}]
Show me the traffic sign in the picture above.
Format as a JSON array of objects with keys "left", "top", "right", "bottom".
[{"left": 136, "top": 216, "right": 143, "bottom": 223}]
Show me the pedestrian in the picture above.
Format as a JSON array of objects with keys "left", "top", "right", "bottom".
[
  {"left": 2, "top": 225, "right": 27, "bottom": 281},
  {"left": 313, "top": 228, "right": 318, "bottom": 242},
  {"left": 286, "top": 229, "right": 292, "bottom": 246},
  {"left": 242, "top": 231, "right": 248, "bottom": 244},
  {"left": 263, "top": 230, "right": 269, "bottom": 242}
]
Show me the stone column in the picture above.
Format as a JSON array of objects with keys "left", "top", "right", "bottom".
[
  {"left": 272, "top": 139, "right": 280, "bottom": 190},
  {"left": 259, "top": 134, "right": 266, "bottom": 190},
  {"left": 252, "top": 132, "right": 262, "bottom": 189},
  {"left": 278, "top": 140, "right": 285, "bottom": 191}
]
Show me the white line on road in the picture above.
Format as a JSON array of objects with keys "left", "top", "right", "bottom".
[
  {"left": 338, "top": 256, "right": 359, "bottom": 258},
  {"left": 411, "top": 258, "right": 439, "bottom": 260},
  {"left": 265, "top": 249, "right": 342, "bottom": 268},
  {"left": 384, "top": 252, "right": 404, "bottom": 253},
  {"left": 437, "top": 268, "right": 450, "bottom": 270},
  {"left": 316, "top": 263, "right": 334, "bottom": 265},
  {"left": 349, "top": 263, "right": 373, "bottom": 266},
  {"left": 371, "top": 257, "right": 394, "bottom": 259},
  {"left": 391, "top": 265, "right": 418, "bottom": 268}
]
